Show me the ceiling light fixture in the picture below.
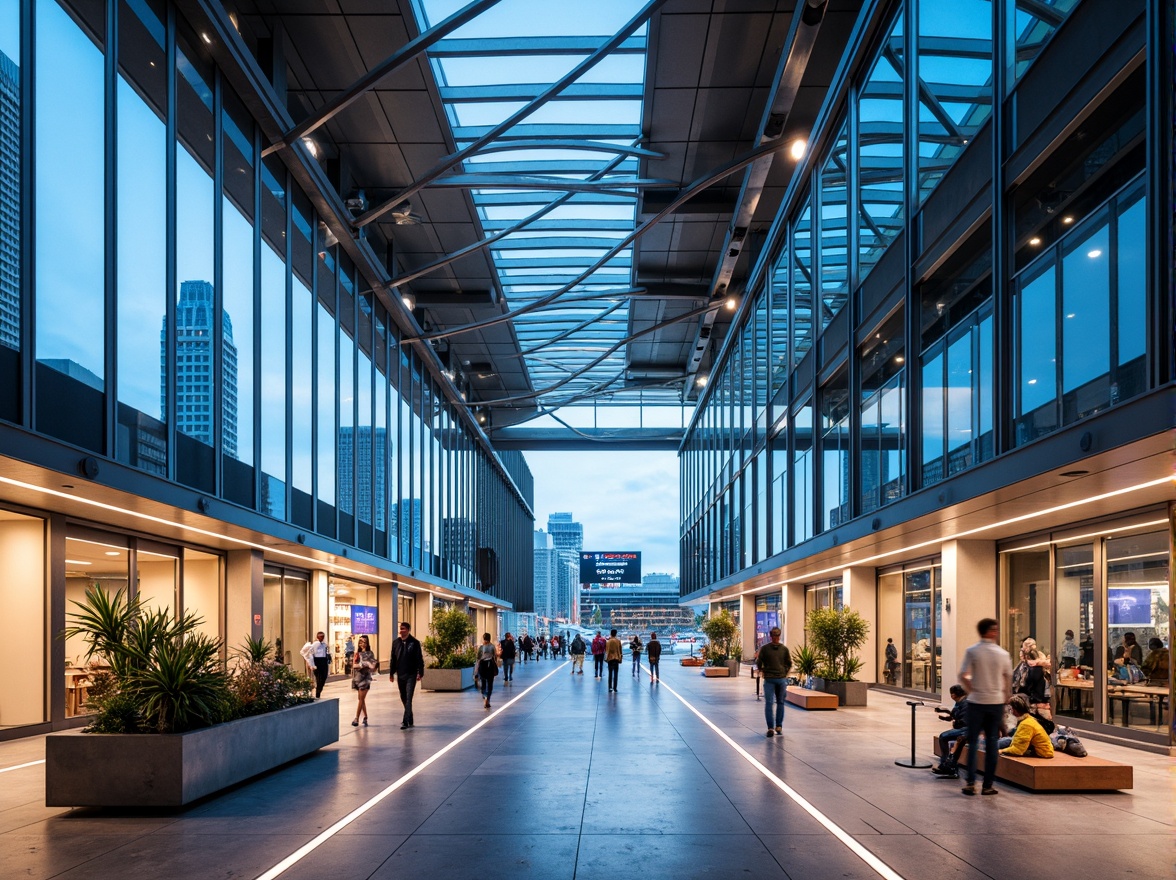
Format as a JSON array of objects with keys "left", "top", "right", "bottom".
[
  {"left": 724, "top": 296, "right": 738, "bottom": 311},
  {"left": 696, "top": 375, "right": 708, "bottom": 387},
  {"left": 301, "top": 137, "right": 319, "bottom": 159},
  {"left": 401, "top": 293, "right": 416, "bottom": 311},
  {"left": 1028, "top": 236, "right": 1041, "bottom": 246},
  {"left": 789, "top": 139, "right": 806, "bottom": 160}
]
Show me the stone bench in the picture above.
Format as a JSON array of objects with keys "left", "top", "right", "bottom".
[
  {"left": 785, "top": 685, "right": 838, "bottom": 710},
  {"left": 932, "top": 737, "right": 1132, "bottom": 791}
]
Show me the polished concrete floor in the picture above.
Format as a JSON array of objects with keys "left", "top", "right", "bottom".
[{"left": 0, "top": 657, "right": 1171, "bottom": 880}]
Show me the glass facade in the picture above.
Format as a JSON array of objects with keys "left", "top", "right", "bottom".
[
  {"left": 0, "top": 0, "right": 533, "bottom": 609},
  {"left": 679, "top": 0, "right": 1161, "bottom": 599}
]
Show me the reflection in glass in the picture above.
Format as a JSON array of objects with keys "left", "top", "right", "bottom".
[
  {"left": 35, "top": 0, "right": 105, "bottom": 449},
  {"left": 116, "top": 0, "right": 167, "bottom": 473},
  {"left": 791, "top": 204, "right": 813, "bottom": 361},
  {"left": 921, "top": 349, "right": 945, "bottom": 484},
  {"left": 1014, "top": 260, "right": 1057, "bottom": 444},
  {"left": 916, "top": 0, "right": 992, "bottom": 203},
  {"left": 819, "top": 123, "right": 848, "bottom": 329},
  {"left": 317, "top": 300, "right": 336, "bottom": 507},
  {"left": 1115, "top": 190, "right": 1146, "bottom": 401},
  {"left": 792, "top": 402, "right": 813, "bottom": 544},
  {"left": 1061, "top": 217, "right": 1110, "bottom": 422},
  {"left": 260, "top": 245, "right": 286, "bottom": 518},
  {"left": 1008, "top": 0, "right": 1080, "bottom": 87},
  {"left": 769, "top": 244, "right": 789, "bottom": 401},
  {"left": 821, "top": 372, "right": 850, "bottom": 531},
  {"left": 223, "top": 201, "right": 254, "bottom": 465},
  {"left": 857, "top": 14, "right": 904, "bottom": 282},
  {"left": 291, "top": 281, "right": 313, "bottom": 502},
  {"left": 0, "top": 0, "right": 20, "bottom": 389}
]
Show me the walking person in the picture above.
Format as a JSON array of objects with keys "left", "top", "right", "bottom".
[
  {"left": 475, "top": 633, "right": 499, "bottom": 709},
  {"left": 958, "top": 618, "right": 1012, "bottom": 796},
  {"left": 521, "top": 633, "right": 534, "bottom": 664},
  {"left": 350, "top": 635, "right": 376, "bottom": 726},
  {"left": 646, "top": 632, "right": 662, "bottom": 683},
  {"left": 310, "top": 631, "right": 331, "bottom": 699},
  {"left": 629, "top": 633, "right": 643, "bottom": 676},
  {"left": 499, "top": 632, "right": 516, "bottom": 682},
  {"left": 344, "top": 635, "right": 356, "bottom": 675},
  {"left": 755, "top": 627, "right": 792, "bottom": 737},
  {"left": 391, "top": 621, "right": 425, "bottom": 729},
  {"left": 570, "top": 633, "right": 587, "bottom": 674},
  {"left": 591, "top": 631, "right": 607, "bottom": 678},
  {"left": 605, "top": 629, "right": 623, "bottom": 692}
]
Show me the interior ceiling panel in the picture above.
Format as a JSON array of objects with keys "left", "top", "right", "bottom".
[{"left": 235, "top": 0, "right": 863, "bottom": 434}]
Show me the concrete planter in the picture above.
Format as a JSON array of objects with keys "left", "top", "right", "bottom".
[
  {"left": 45, "top": 699, "right": 339, "bottom": 808},
  {"left": 422, "top": 666, "right": 475, "bottom": 691},
  {"left": 821, "top": 680, "right": 869, "bottom": 706}
]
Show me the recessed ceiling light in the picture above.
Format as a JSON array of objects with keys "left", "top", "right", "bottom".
[
  {"left": 1028, "top": 236, "right": 1041, "bottom": 246},
  {"left": 789, "top": 139, "right": 806, "bottom": 160},
  {"left": 104, "top": 551, "right": 121, "bottom": 557},
  {"left": 65, "top": 560, "right": 92, "bottom": 566},
  {"left": 1062, "top": 215, "right": 1074, "bottom": 225},
  {"left": 1059, "top": 470, "right": 1089, "bottom": 477},
  {"left": 1087, "top": 249, "right": 1102, "bottom": 259}
]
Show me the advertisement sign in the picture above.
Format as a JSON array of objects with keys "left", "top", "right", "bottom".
[
  {"left": 579, "top": 551, "right": 641, "bottom": 584},
  {"left": 351, "top": 604, "right": 378, "bottom": 635},
  {"left": 1107, "top": 588, "right": 1153, "bottom": 626}
]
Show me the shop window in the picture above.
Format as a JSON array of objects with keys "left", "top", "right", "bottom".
[
  {"left": 64, "top": 532, "right": 129, "bottom": 718},
  {"left": 330, "top": 580, "right": 379, "bottom": 675},
  {"left": 183, "top": 548, "right": 221, "bottom": 644},
  {"left": 879, "top": 560, "right": 942, "bottom": 693},
  {"left": 755, "top": 594, "right": 781, "bottom": 650},
  {"left": 0, "top": 512, "right": 45, "bottom": 728},
  {"left": 1053, "top": 542, "right": 1094, "bottom": 723},
  {"left": 263, "top": 567, "right": 308, "bottom": 667}
]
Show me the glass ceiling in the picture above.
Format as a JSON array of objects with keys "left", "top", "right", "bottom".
[{"left": 412, "top": 0, "right": 656, "bottom": 414}]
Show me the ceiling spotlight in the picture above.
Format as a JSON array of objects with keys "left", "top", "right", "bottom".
[
  {"left": 789, "top": 138, "right": 806, "bottom": 160},
  {"left": 696, "top": 375, "right": 708, "bottom": 387},
  {"left": 401, "top": 293, "right": 416, "bottom": 311},
  {"left": 1028, "top": 236, "right": 1041, "bottom": 246},
  {"left": 318, "top": 222, "right": 338, "bottom": 250},
  {"left": 1062, "top": 215, "right": 1074, "bottom": 225},
  {"left": 301, "top": 137, "right": 319, "bottom": 159},
  {"left": 724, "top": 296, "right": 738, "bottom": 311},
  {"left": 200, "top": 32, "right": 212, "bottom": 45}
]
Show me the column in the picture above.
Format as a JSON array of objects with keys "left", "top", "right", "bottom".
[
  {"left": 843, "top": 566, "right": 878, "bottom": 682},
  {"left": 941, "top": 539, "right": 997, "bottom": 701},
  {"left": 225, "top": 549, "right": 263, "bottom": 643}
]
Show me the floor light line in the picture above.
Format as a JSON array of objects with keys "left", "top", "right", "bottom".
[
  {"left": 0, "top": 759, "right": 45, "bottom": 774},
  {"left": 254, "top": 663, "right": 568, "bottom": 880},
  {"left": 657, "top": 677, "right": 907, "bottom": 880}
]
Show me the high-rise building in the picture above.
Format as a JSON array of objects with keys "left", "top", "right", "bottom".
[
  {"left": 547, "top": 512, "right": 583, "bottom": 555},
  {"left": 165, "top": 280, "right": 238, "bottom": 458},
  {"left": 337, "top": 426, "right": 386, "bottom": 530},
  {"left": 0, "top": 50, "right": 18, "bottom": 351},
  {"left": 533, "top": 528, "right": 578, "bottom": 623}
]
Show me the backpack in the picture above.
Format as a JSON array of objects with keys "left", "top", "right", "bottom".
[{"left": 1119, "top": 662, "right": 1145, "bottom": 684}]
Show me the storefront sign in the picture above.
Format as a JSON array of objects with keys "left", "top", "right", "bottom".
[
  {"left": 351, "top": 605, "right": 377, "bottom": 635},
  {"left": 253, "top": 614, "right": 261, "bottom": 626}
]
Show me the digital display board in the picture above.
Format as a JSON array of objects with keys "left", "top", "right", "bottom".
[
  {"left": 351, "top": 604, "right": 378, "bottom": 635},
  {"left": 579, "top": 552, "right": 641, "bottom": 584},
  {"left": 1107, "top": 588, "right": 1153, "bottom": 627}
]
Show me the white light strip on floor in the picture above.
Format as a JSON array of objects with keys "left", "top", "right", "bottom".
[
  {"left": 657, "top": 676, "right": 907, "bottom": 880},
  {"left": 0, "top": 759, "right": 45, "bottom": 774},
  {"left": 255, "top": 662, "right": 569, "bottom": 880}
]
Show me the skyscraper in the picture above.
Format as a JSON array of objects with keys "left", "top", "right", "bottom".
[
  {"left": 165, "top": 280, "right": 238, "bottom": 457},
  {"left": 534, "top": 528, "right": 578, "bottom": 622},
  {"left": 337, "top": 426, "right": 387, "bottom": 529},
  {"left": 0, "top": 50, "right": 19, "bottom": 351},
  {"left": 547, "top": 512, "right": 583, "bottom": 554}
]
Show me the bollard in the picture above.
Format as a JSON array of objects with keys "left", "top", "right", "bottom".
[{"left": 895, "top": 700, "right": 932, "bottom": 768}]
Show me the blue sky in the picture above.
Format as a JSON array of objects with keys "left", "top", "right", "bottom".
[{"left": 527, "top": 449, "right": 679, "bottom": 577}]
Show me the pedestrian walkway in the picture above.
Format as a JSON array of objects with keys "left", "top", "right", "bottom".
[{"left": 0, "top": 659, "right": 1170, "bottom": 879}]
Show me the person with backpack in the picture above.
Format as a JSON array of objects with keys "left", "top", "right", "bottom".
[
  {"left": 755, "top": 627, "right": 792, "bottom": 738},
  {"left": 521, "top": 633, "right": 534, "bottom": 663},
  {"left": 499, "top": 632, "right": 516, "bottom": 682},
  {"left": 884, "top": 637, "right": 899, "bottom": 684},
  {"left": 629, "top": 634, "right": 643, "bottom": 676},
  {"left": 591, "top": 631, "right": 607, "bottom": 678},
  {"left": 570, "top": 633, "right": 587, "bottom": 674}
]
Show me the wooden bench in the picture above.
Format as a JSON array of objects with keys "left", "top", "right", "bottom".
[
  {"left": 785, "top": 686, "right": 838, "bottom": 710},
  {"left": 932, "top": 737, "right": 1132, "bottom": 790}
]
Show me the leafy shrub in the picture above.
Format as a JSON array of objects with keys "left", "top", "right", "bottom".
[
  {"left": 64, "top": 585, "right": 311, "bottom": 734},
  {"left": 424, "top": 607, "right": 476, "bottom": 668},
  {"left": 700, "top": 609, "right": 740, "bottom": 664},
  {"left": 805, "top": 606, "right": 870, "bottom": 681}
]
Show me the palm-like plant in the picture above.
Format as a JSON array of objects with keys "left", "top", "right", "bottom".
[
  {"left": 62, "top": 585, "right": 142, "bottom": 677},
  {"left": 126, "top": 633, "right": 229, "bottom": 733}
]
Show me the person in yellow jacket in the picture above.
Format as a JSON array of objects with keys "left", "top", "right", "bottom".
[
  {"left": 605, "top": 629, "right": 624, "bottom": 692},
  {"left": 1000, "top": 694, "right": 1055, "bottom": 758}
]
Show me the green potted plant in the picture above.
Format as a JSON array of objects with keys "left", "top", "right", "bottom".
[
  {"left": 47, "top": 585, "right": 334, "bottom": 808},
  {"left": 422, "top": 606, "right": 477, "bottom": 691},
  {"left": 700, "top": 609, "right": 740, "bottom": 677},
  {"left": 805, "top": 606, "right": 871, "bottom": 705},
  {"left": 791, "top": 644, "right": 821, "bottom": 689}
]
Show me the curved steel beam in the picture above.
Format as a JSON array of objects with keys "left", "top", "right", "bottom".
[
  {"left": 261, "top": 0, "right": 503, "bottom": 157},
  {"left": 464, "top": 140, "right": 664, "bottom": 159},
  {"left": 412, "top": 136, "right": 791, "bottom": 343},
  {"left": 354, "top": 0, "right": 673, "bottom": 229}
]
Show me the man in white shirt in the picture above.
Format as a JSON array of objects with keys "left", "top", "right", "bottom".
[
  {"left": 958, "top": 618, "right": 1012, "bottom": 796},
  {"left": 310, "top": 631, "right": 331, "bottom": 698}
]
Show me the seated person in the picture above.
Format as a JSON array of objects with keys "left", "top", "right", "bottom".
[
  {"left": 1142, "top": 638, "right": 1169, "bottom": 684},
  {"left": 998, "top": 694, "right": 1055, "bottom": 758},
  {"left": 931, "top": 684, "right": 969, "bottom": 778},
  {"left": 913, "top": 637, "right": 930, "bottom": 660},
  {"left": 1113, "top": 631, "right": 1143, "bottom": 665}
]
